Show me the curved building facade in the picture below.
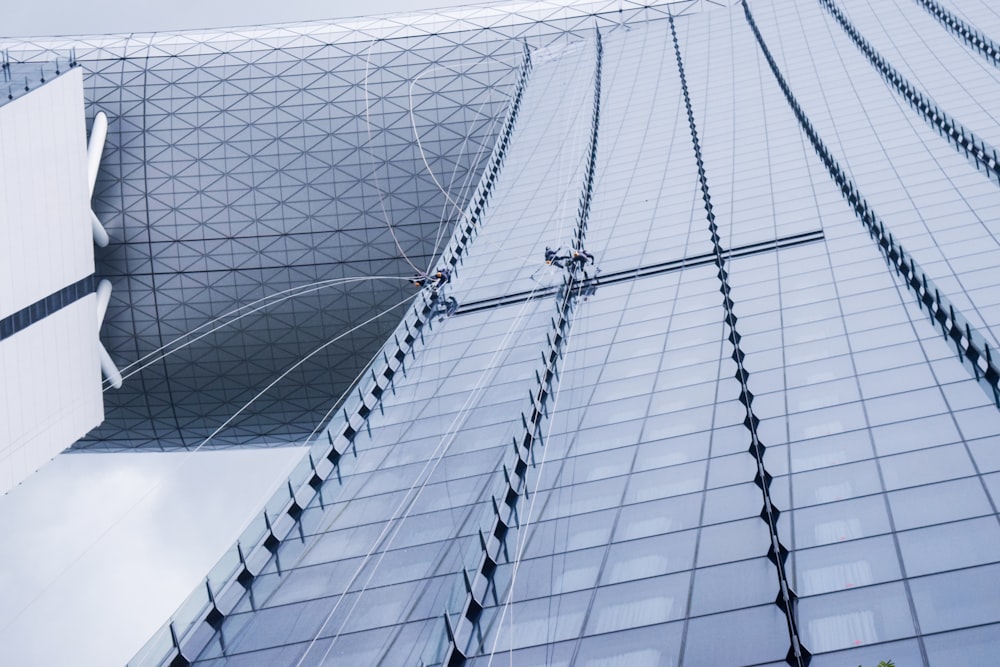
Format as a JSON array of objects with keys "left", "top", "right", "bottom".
[
  {"left": 4, "top": 0, "right": 669, "bottom": 449},
  {"left": 6, "top": 0, "right": 1000, "bottom": 665}
]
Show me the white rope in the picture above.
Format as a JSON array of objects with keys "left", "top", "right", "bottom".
[
  {"left": 0, "top": 292, "right": 419, "bottom": 636},
  {"left": 298, "top": 283, "right": 548, "bottom": 667},
  {"left": 362, "top": 39, "right": 425, "bottom": 276},
  {"left": 425, "top": 108, "right": 506, "bottom": 274},
  {"left": 486, "top": 282, "right": 579, "bottom": 666},
  {"left": 407, "top": 62, "right": 515, "bottom": 273},
  {"left": 105, "top": 276, "right": 411, "bottom": 389}
]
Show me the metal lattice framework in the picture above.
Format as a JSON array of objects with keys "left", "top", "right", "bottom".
[{"left": 0, "top": 0, "right": 702, "bottom": 450}]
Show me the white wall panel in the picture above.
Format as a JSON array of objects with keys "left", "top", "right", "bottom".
[
  {"left": 0, "top": 67, "right": 92, "bottom": 320},
  {"left": 0, "top": 292, "right": 102, "bottom": 494}
]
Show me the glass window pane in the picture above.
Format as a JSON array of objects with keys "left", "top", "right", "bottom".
[
  {"left": 924, "top": 623, "right": 1000, "bottom": 665},
  {"left": 792, "top": 495, "right": 891, "bottom": 549},
  {"left": 799, "top": 582, "right": 915, "bottom": 653},
  {"left": 602, "top": 530, "right": 697, "bottom": 584},
  {"left": 689, "top": 557, "right": 776, "bottom": 616},
  {"left": 683, "top": 605, "right": 789, "bottom": 665},
  {"left": 793, "top": 535, "right": 902, "bottom": 596},
  {"left": 585, "top": 574, "right": 690, "bottom": 634},
  {"left": 911, "top": 564, "right": 1000, "bottom": 634},
  {"left": 577, "top": 622, "right": 684, "bottom": 667},
  {"left": 887, "top": 477, "right": 992, "bottom": 530},
  {"left": 897, "top": 517, "right": 1000, "bottom": 577}
]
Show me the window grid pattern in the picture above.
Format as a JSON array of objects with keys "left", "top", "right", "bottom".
[
  {"left": 818, "top": 0, "right": 1000, "bottom": 183},
  {"left": 911, "top": 0, "right": 1000, "bottom": 69},
  {"left": 187, "top": 5, "right": 1000, "bottom": 665},
  {"left": 6, "top": 0, "right": 994, "bottom": 665},
  {"left": 0, "top": 0, "right": 704, "bottom": 451}
]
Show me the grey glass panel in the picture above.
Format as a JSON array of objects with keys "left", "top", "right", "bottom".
[
  {"left": 682, "top": 605, "right": 789, "bottom": 665},
  {"left": 880, "top": 444, "right": 977, "bottom": 491},
  {"left": 924, "top": 623, "right": 1000, "bottom": 666},
  {"left": 793, "top": 535, "right": 902, "bottom": 596},
  {"left": 696, "top": 517, "right": 772, "bottom": 568},
  {"left": 614, "top": 495, "right": 703, "bottom": 541},
  {"left": 887, "top": 477, "right": 993, "bottom": 530},
  {"left": 911, "top": 564, "right": 1000, "bottom": 634},
  {"left": 483, "top": 590, "right": 590, "bottom": 652},
  {"left": 788, "top": 430, "right": 874, "bottom": 473},
  {"left": 807, "top": 639, "right": 923, "bottom": 667},
  {"left": 897, "top": 517, "right": 1000, "bottom": 577},
  {"left": 689, "top": 557, "right": 776, "bottom": 616},
  {"left": 968, "top": 436, "right": 1000, "bottom": 473},
  {"left": 602, "top": 531, "right": 697, "bottom": 585},
  {"left": 505, "top": 547, "right": 603, "bottom": 601},
  {"left": 791, "top": 459, "right": 883, "bottom": 507},
  {"left": 799, "top": 582, "right": 916, "bottom": 653},
  {"left": 792, "top": 496, "right": 891, "bottom": 549},
  {"left": 585, "top": 574, "right": 689, "bottom": 634},
  {"left": 577, "top": 622, "right": 684, "bottom": 667}
]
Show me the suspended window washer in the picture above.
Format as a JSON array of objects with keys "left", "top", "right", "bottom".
[
  {"left": 410, "top": 267, "right": 452, "bottom": 291},
  {"left": 544, "top": 246, "right": 567, "bottom": 268},
  {"left": 570, "top": 249, "right": 595, "bottom": 269}
]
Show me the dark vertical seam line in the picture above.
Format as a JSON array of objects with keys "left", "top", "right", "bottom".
[
  {"left": 818, "top": 0, "right": 1000, "bottom": 185},
  {"left": 443, "top": 29, "right": 602, "bottom": 666},
  {"left": 912, "top": 0, "right": 1000, "bottom": 70},
  {"left": 668, "top": 13, "right": 809, "bottom": 667},
  {"left": 742, "top": 0, "right": 1000, "bottom": 410}
]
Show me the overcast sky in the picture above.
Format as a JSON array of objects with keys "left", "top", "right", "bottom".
[{"left": 3, "top": 0, "right": 479, "bottom": 37}]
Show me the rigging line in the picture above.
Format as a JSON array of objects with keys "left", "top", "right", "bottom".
[
  {"left": 305, "top": 283, "right": 548, "bottom": 665},
  {"left": 321, "top": 288, "right": 545, "bottom": 642},
  {"left": 178, "top": 304, "right": 405, "bottom": 626},
  {"left": 489, "top": 30, "right": 602, "bottom": 663},
  {"left": 0, "top": 292, "right": 419, "bottom": 637},
  {"left": 362, "top": 38, "right": 425, "bottom": 276},
  {"left": 299, "top": 282, "right": 549, "bottom": 667},
  {"left": 484, "top": 272, "right": 581, "bottom": 666},
  {"left": 105, "top": 276, "right": 411, "bottom": 388},
  {"left": 555, "top": 53, "right": 598, "bottom": 246},
  {"left": 115, "top": 275, "right": 399, "bottom": 375},
  {"left": 408, "top": 62, "right": 516, "bottom": 268},
  {"left": 422, "top": 101, "right": 503, "bottom": 275},
  {"left": 426, "top": 108, "right": 507, "bottom": 275}
]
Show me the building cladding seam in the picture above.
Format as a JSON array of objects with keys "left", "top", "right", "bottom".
[
  {"left": 143, "top": 40, "right": 537, "bottom": 667},
  {"left": 453, "top": 229, "right": 827, "bottom": 315},
  {"left": 818, "top": 0, "right": 1000, "bottom": 185},
  {"left": 667, "top": 12, "right": 809, "bottom": 666},
  {"left": 741, "top": 0, "right": 1000, "bottom": 408},
  {"left": 442, "top": 28, "right": 603, "bottom": 665},
  {"left": 0, "top": 275, "right": 97, "bottom": 342},
  {"left": 913, "top": 0, "right": 1000, "bottom": 68}
]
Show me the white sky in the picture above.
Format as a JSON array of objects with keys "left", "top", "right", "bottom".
[
  {"left": 3, "top": 0, "right": 480, "bottom": 37},
  {"left": 0, "top": 447, "right": 308, "bottom": 666}
]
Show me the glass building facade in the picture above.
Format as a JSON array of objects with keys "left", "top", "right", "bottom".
[{"left": 7, "top": 0, "right": 1000, "bottom": 664}]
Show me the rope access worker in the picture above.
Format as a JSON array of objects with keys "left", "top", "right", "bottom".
[
  {"left": 544, "top": 246, "right": 566, "bottom": 268},
  {"left": 409, "top": 267, "right": 452, "bottom": 291},
  {"left": 570, "top": 249, "right": 595, "bottom": 270},
  {"left": 430, "top": 267, "right": 452, "bottom": 291}
]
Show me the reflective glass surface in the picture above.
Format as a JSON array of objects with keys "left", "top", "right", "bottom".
[{"left": 9, "top": 0, "right": 1000, "bottom": 665}]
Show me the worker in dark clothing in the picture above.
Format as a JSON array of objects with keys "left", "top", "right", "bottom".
[
  {"left": 544, "top": 246, "right": 566, "bottom": 268},
  {"left": 410, "top": 267, "right": 452, "bottom": 291},
  {"left": 570, "top": 249, "right": 595, "bottom": 269},
  {"left": 430, "top": 267, "right": 452, "bottom": 291},
  {"left": 436, "top": 295, "right": 459, "bottom": 321}
]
